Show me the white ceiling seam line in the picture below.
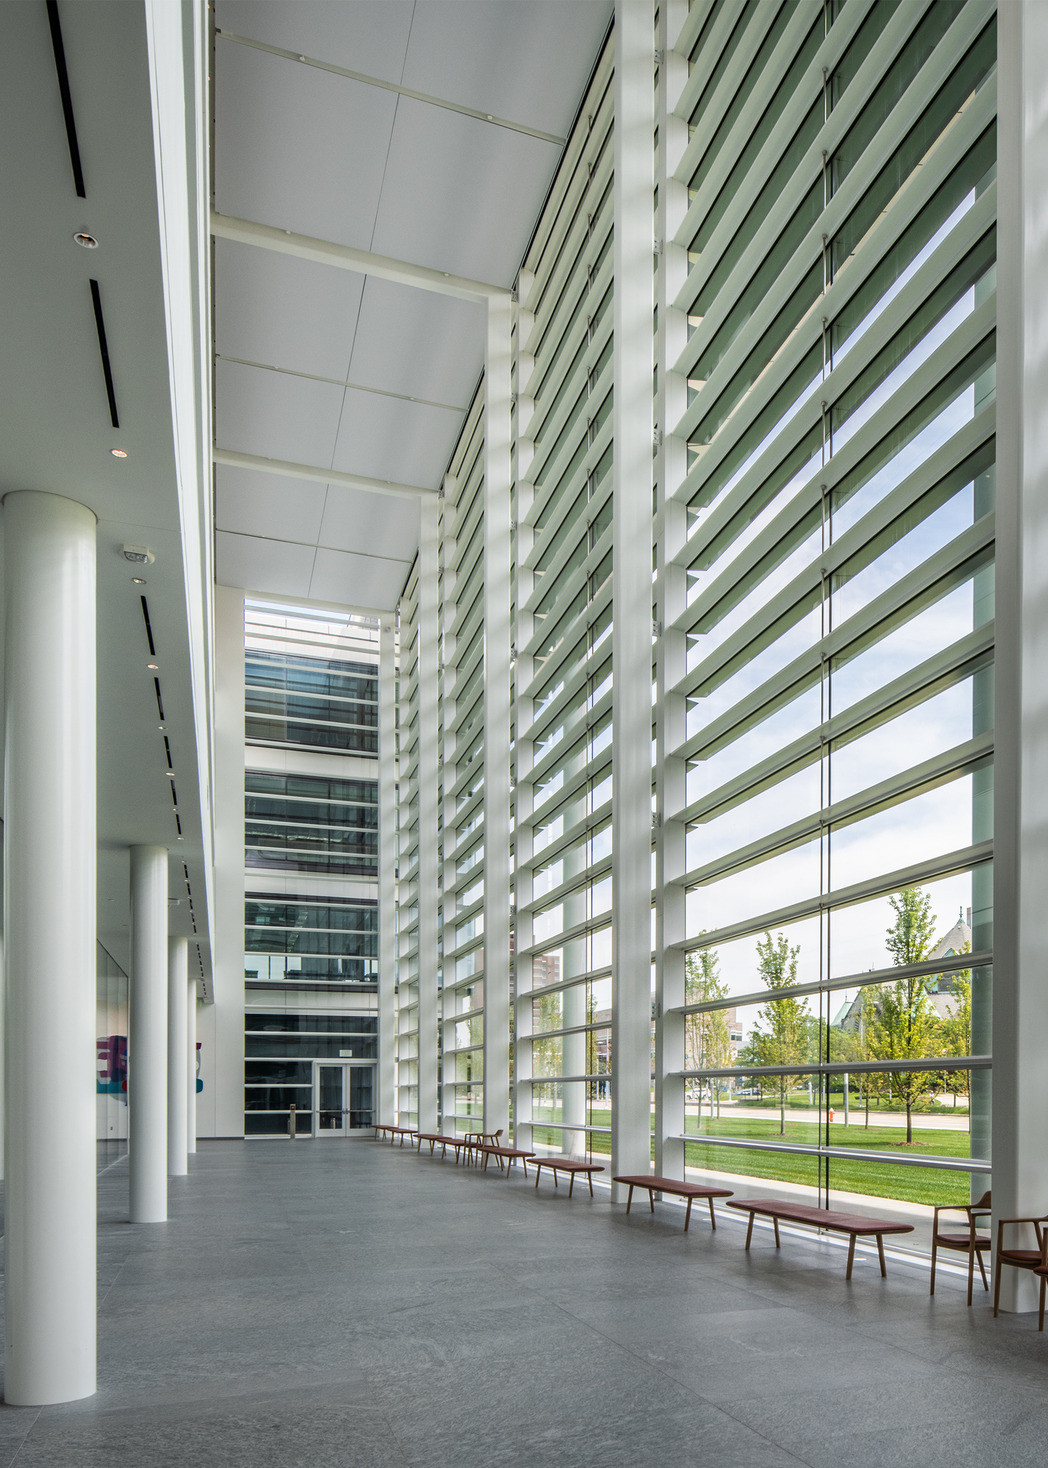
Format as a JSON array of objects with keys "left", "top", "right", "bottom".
[
  {"left": 213, "top": 448, "right": 440, "bottom": 500},
  {"left": 213, "top": 29, "right": 567, "bottom": 147},
  {"left": 220, "top": 526, "right": 413, "bottom": 567},
  {"left": 214, "top": 355, "right": 467, "bottom": 414},
  {"left": 211, "top": 214, "right": 514, "bottom": 304}
]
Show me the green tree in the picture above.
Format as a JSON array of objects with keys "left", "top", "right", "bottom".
[
  {"left": 868, "top": 887, "right": 942, "bottom": 1143},
  {"left": 939, "top": 947, "right": 972, "bottom": 1107},
  {"left": 744, "top": 932, "right": 810, "bottom": 1135},
  {"left": 685, "top": 947, "right": 730, "bottom": 1121}
]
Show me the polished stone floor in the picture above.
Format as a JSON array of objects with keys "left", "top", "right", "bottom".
[{"left": 1, "top": 1138, "right": 1047, "bottom": 1466}]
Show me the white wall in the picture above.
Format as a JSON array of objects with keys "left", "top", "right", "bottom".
[{"left": 197, "top": 584, "right": 247, "bottom": 1137}]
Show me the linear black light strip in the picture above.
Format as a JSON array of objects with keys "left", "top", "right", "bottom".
[
  {"left": 89, "top": 282, "right": 119, "bottom": 428},
  {"left": 46, "top": 0, "right": 86, "bottom": 197},
  {"left": 140, "top": 596, "right": 157, "bottom": 655},
  {"left": 153, "top": 677, "right": 166, "bottom": 722}
]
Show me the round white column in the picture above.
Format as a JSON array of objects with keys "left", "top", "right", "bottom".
[
  {"left": 129, "top": 845, "right": 168, "bottom": 1222},
  {"left": 167, "top": 937, "right": 188, "bottom": 1177},
  {"left": 187, "top": 976, "right": 197, "bottom": 1155},
  {"left": 3, "top": 490, "right": 97, "bottom": 1405}
]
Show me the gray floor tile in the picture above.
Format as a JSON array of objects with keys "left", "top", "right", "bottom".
[{"left": 3, "top": 1140, "right": 1045, "bottom": 1467}]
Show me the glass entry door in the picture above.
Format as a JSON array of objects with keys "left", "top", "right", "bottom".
[
  {"left": 313, "top": 1062, "right": 375, "bottom": 1135},
  {"left": 315, "top": 1062, "right": 347, "bottom": 1135},
  {"left": 348, "top": 1064, "right": 375, "bottom": 1131}
]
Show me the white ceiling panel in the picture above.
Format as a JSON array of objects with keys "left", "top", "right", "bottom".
[
  {"left": 401, "top": 1, "right": 612, "bottom": 136},
  {"left": 331, "top": 388, "right": 462, "bottom": 489},
  {"left": 216, "top": 0, "right": 414, "bottom": 82},
  {"left": 309, "top": 546, "right": 413, "bottom": 611},
  {"left": 348, "top": 277, "right": 484, "bottom": 409},
  {"left": 370, "top": 98, "right": 561, "bottom": 284},
  {"left": 211, "top": 2, "right": 610, "bottom": 617},
  {"left": 214, "top": 238, "right": 365, "bottom": 381},
  {"left": 216, "top": 464, "right": 328, "bottom": 544},
  {"left": 216, "top": 530, "right": 316, "bottom": 598},
  {"left": 318, "top": 483, "right": 421, "bottom": 560},
  {"left": 216, "top": 358, "right": 345, "bottom": 466},
  {"left": 214, "top": 38, "right": 396, "bottom": 249}
]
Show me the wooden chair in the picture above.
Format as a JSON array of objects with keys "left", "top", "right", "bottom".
[
  {"left": 930, "top": 1190, "right": 992, "bottom": 1306},
  {"left": 463, "top": 1128, "right": 502, "bottom": 1166},
  {"left": 994, "top": 1213, "right": 1048, "bottom": 1329}
]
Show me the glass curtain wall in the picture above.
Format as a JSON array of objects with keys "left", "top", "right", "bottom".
[
  {"left": 245, "top": 771, "right": 379, "bottom": 878},
  {"left": 242, "top": 599, "right": 381, "bottom": 1137},
  {"left": 245, "top": 893, "right": 378, "bottom": 985},
  {"left": 514, "top": 40, "right": 616, "bottom": 1162},
  {"left": 387, "top": 0, "right": 996, "bottom": 1229},
  {"left": 395, "top": 562, "right": 422, "bottom": 1126},
  {"left": 96, "top": 942, "right": 129, "bottom": 1170},
  {"left": 660, "top": 0, "right": 996, "bottom": 1209},
  {"left": 245, "top": 601, "right": 379, "bottom": 753},
  {"left": 440, "top": 396, "right": 488, "bottom": 1134}
]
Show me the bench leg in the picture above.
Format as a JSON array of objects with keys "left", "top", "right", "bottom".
[
  {"left": 649, "top": 1190, "right": 656, "bottom": 1214},
  {"left": 553, "top": 1171, "right": 558, "bottom": 1188},
  {"left": 744, "top": 1214, "right": 755, "bottom": 1250},
  {"left": 708, "top": 1197, "right": 716, "bottom": 1231},
  {"left": 846, "top": 1236, "right": 857, "bottom": 1281},
  {"left": 772, "top": 1219, "right": 780, "bottom": 1248},
  {"left": 587, "top": 1173, "right": 594, "bottom": 1197},
  {"left": 626, "top": 1185, "right": 634, "bottom": 1216},
  {"left": 684, "top": 1197, "right": 693, "bottom": 1232},
  {"left": 877, "top": 1236, "right": 887, "bottom": 1278},
  {"left": 568, "top": 1174, "right": 575, "bottom": 1198},
  {"left": 535, "top": 1167, "right": 541, "bottom": 1189}
]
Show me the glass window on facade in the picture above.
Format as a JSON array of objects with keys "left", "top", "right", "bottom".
[{"left": 244, "top": 1012, "right": 378, "bottom": 1136}]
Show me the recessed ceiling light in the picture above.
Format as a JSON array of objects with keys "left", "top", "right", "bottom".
[
  {"left": 167, "top": 771, "right": 176, "bottom": 779},
  {"left": 158, "top": 724, "right": 165, "bottom": 731},
  {"left": 111, "top": 449, "right": 128, "bottom": 459},
  {"left": 132, "top": 577, "right": 146, "bottom": 585},
  {"left": 147, "top": 663, "right": 158, "bottom": 670},
  {"left": 74, "top": 232, "right": 98, "bottom": 249}
]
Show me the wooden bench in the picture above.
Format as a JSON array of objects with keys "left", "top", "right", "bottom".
[
  {"left": 533, "top": 1158, "right": 605, "bottom": 1197},
  {"left": 726, "top": 1197, "right": 914, "bottom": 1279},
  {"left": 478, "top": 1144, "right": 535, "bottom": 1178},
  {"left": 613, "top": 1175, "right": 734, "bottom": 1231},
  {"left": 416, "top": 1132, "right": 468, "bottom": 1160},
  {"left": 374, "top": 1124, "right": 416, "bottom": 1146}
]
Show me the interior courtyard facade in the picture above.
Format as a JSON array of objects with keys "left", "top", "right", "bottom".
[{"left": 2, "top": 0, "right": 1048, "bottom": 1460}]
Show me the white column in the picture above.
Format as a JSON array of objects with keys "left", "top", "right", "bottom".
[
  {"left": 167, "top": 937, "right": 189, "bottom": 1177},
  {"left": 483, "top": 292, "right": 514, "bottom": 1137},
  {"left": 129, "top": 844, "right": 169, "bottom": 1223},
  {"left": 993, "top": 0, "right": 1048, "bottom": 1312},
  {"left": 653, "top": 0, "right": 690, "bottom": 1180},
  {"left": 610, "top": 0, "right": 656, "bottom": 1194},
  {"left": 417, "top": 496, "right": 441, "bottom": 1130},
  {"left": 3, "top": 490, "right": 97, "bottom": 1406},
  {"left": 187, "top": 977, "right": 197, "bottom": 1154},
  {"left": 379, "top": 619, "right": 398, "bottom": 1122},
  {"left": 512, "top": 268, "right": 537, "bottom": 1156}
]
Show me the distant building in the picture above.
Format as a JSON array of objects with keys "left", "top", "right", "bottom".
[{"left": 837, "top": 910, "right": 973, "bottom": 1032}]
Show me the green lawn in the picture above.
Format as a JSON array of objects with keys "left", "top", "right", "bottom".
[{"left": 530, "top": 1109, "right": 975, "bottom": 1206}]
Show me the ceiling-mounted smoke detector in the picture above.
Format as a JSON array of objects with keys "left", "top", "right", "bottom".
[{"left": 121, "top": 545, "right": 155, "bottom": 565}]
